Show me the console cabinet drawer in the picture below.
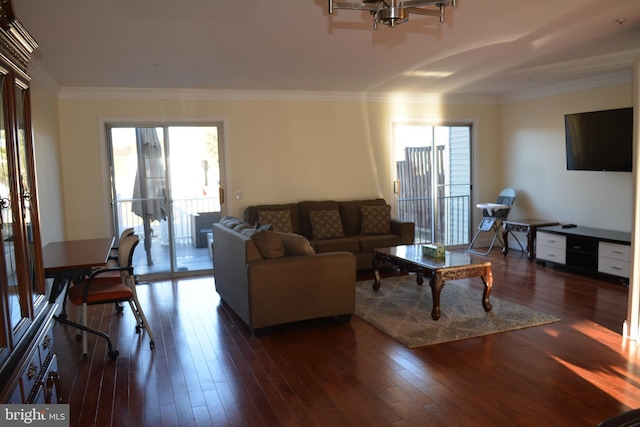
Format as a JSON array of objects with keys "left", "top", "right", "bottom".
[
  {"left": 599, "top": 241, "right": 630, "bottom": 261},
  {"left": 537, "top": 232, "right": 566, "bottom": 250},
  {"left": 598, "top": 256, "right": 630, "bottom": 278},
  {"left": 536, "top": 245, "right": 566, "bottom": 264}
]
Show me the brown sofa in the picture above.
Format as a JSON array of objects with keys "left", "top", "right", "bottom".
[
  {"left": 244, "top": 198, "right": 414, "bottom": 270},
  {"left": 213, "top": 217, "right": 356, "bottom": 334}
]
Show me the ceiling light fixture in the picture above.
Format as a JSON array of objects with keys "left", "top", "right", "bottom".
[{"left": 328, "top": 0, "right": 456, "bottom": 29}]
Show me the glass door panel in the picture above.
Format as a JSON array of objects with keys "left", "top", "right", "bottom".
[
  {"left": 109, "top": 124, "right": 222, "bottom": 279},
  {"left": 393, "top": 123, "right": 471, "bottom": 246},
  {"left": 0, "top": 73, "right": 10, "bottom": 356}
]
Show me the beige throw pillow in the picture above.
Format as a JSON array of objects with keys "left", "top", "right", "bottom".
[
  {"left": 258, "top": 210, "right": 294, "bottom": 233},
  {"left": 360, "top": 205, "right": 392, "bottom": 235},
  {"left": 250, "top": 230, "right": 285, "bottom": 259},
  {"left": 278, "top": 232, "right": 315, "bottom": 256},
  {"left": 309, "top": 210, "right": 345, "bottom": 240}
]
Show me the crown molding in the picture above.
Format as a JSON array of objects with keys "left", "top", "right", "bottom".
[
  {"left": 57, "top": 86, "right": 498, "bottom": 105},
  {"left": 49, "top": 71, "right": 633, "bottom": 105},
  {"left": 498, "top": 70, "right": 633, "bottom": 104},
  {"left": 28, "top": 58, "right": 60, "bottom": 95}
]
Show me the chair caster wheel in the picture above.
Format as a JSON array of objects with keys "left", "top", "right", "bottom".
[
  {"left": 81, "top": 353, "right": 88, "bottom": 360},
  {"left": 108, "top": 350, "right": 119, "bottom": 360},
  {"left": 150, "top": 340, "right": 155, "bottom": 350},
  {"left": 116, "top": 304, "right": 124, "bottom": 313},
  {"left": 135, "top": 325, "right": 141, "bottom": 333}
]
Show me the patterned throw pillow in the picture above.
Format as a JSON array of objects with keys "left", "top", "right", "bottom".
[
  {"left": 309, "top": 210, "right": 345, "bottom": 240},
  {"left": 360, "top": 205, "right": 392, "bottom": 235},
  {"left": 258, "top": 210, "right": 294, "bottom": 233}
]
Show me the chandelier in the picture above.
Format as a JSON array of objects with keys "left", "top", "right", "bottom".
[{"left": 328, "top": 0, "right": 456, "bottom": 29}]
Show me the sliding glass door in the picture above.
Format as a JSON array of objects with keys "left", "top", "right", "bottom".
[
  {"left": 392, "top": 123, "right": 472, "bottom": 247},
  {"left": 107, "top": 124, "right": 223, "bottom": 279}
]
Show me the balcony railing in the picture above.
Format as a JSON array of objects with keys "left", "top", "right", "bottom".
[
  {"left": 397, "top": 194, "right": 470, "bottom": 246},
  {"left": 115, "top": 196, "right": 220, "bottom": 245}
]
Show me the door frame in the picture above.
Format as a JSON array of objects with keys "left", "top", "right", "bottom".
[
  {"left": 99, "top": 117, "right": 228, "bottom": 279},
  {"left": 388, "top": 117, "right": 475, "bottom": 248}
]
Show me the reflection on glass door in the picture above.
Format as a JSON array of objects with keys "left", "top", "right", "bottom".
[
  {"left": 108, "top": 124, "right": 223, "bottom": 279},
  {"left": 393, "top": 123, "right": 471, "bottom": 246}
]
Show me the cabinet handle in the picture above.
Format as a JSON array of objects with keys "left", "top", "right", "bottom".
[
  {"left": 611, "top": 265, "right": 622, "bottom": 270},
  {"left": 612, "top": 250, "right": 623, "bottom": 254},
  {"left": 45, "top": 371, "right": 63, "bottom": 404}
]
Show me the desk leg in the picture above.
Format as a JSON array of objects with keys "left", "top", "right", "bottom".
[
  {"left": 481, "top": 267, "right": 493, "bottom": 312},
  {"left": 501, "top": 225, "right": 509, "bottom": 256},
  {"left": 526, "top": 226, "right": 535, "bottom": 261}
]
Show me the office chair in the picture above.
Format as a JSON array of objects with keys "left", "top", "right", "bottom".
[
  {"left": 64, "top": 234, "right": 155, "bottom": 359},
  {"left": 468, "top": 187, "right": 516, "bottom": 255}
]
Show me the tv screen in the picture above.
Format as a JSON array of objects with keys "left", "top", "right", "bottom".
[{"left": 565, "top": 107, "right": 633, "bottom": 172}]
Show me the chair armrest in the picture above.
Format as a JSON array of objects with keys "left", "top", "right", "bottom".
[{"left": 391, "top": 219, "right": 415, "bottom": 244}]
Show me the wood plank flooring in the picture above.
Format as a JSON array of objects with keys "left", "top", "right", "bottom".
[{"left": 52, "top": 249, "right": 640, "bottom": 426}]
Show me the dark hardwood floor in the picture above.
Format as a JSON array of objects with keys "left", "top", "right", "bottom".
[{"left": 52, "top": 249, "right": 640, "bottom": 426}]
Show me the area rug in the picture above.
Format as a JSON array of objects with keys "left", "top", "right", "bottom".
[{"left": 355, "top": 274, "right": 560, "bottom": 348}]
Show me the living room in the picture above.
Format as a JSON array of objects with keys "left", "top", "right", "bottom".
[{"left": 4, "top": 0, "right": 640, "bottom": 425}]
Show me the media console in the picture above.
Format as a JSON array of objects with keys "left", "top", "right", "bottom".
[{"left": 536, "top": 225, "right": 631, "bottom": 280}]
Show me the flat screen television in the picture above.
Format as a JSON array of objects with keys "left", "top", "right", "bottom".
[{"left": 565, "top": 107, "right": 633, "bottom": 172}]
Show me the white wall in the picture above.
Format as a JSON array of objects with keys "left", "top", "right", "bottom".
[
  {"left": 55, "top": 94, "right": 500, "bottom": 240},
  {"left": 30, "top": 77, "right": 66, "bottom": 244},
  {"left": 34, "top": 81, "right": 633, "bottom": 242},
  {"left": 499, "top": 84, "right": 634, "bottom": 232}
]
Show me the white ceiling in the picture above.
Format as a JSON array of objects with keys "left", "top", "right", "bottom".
[{"left": 11, "top": 0, "right": 640, "bottom": 97}]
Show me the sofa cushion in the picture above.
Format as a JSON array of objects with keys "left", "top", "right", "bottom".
[
  {"left": 250, "top": 230, "right": 285, "bottom": 259},
  {"left": 338, "top": 199, "right": 386, "bottom": 236},
  {"left": 258, "top": 210, "right": 294, "bottom": 233},
  {"left": 360, "top": 204, "right": 392, "bottom": 235},
  {"left": 312, "top": 237, "right": 360, "bottom": 254},
  {"left": 219, "top": 216, "right": 245, "bottom": 229},
  {"left": 309, "top": 209, "right": 345, "bottom": 240},
  {"left": 356, "top": 234, "right": 402, "bottom": 253},
  {"left": 278, "top": 232, "right": 315, "bottom": 256}
]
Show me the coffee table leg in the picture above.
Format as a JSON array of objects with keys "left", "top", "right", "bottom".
[
  {"left": 372, "top": 253, "right": 382, "bottom": 291},
  {"left": 481, "top": 267, "right": 493, "bottom": 312},
  {"left": 429, "top": 274, "right": 443, "bottom": 320}
]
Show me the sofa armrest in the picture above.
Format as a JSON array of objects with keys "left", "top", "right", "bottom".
[
  {"left": 246, "top": 252, "right": 356, "bottom": 329},
  {"left": 391, "top": 219, "right": 415, "bottom": 244}
]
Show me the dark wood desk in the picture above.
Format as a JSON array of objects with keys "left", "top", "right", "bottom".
[
  {"left": 501, "top": 219, "right": 559, "bottom": 261},
  {"left": 373, "top": 245, "right": 493, "bottom": 320},
  {"left": 43, "top": 237, "right": 115, "bottom": 304}
]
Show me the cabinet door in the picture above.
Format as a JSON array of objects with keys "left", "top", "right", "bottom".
[{"left": 14, "top": 82, "right": 44, "bottom": 309}]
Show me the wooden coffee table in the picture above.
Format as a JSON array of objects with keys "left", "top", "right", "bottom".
[{"left": 373, "top": 245, "right": 493, "bottom": 320}]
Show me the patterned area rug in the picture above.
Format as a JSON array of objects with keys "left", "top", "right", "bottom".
[{"left": 355, "top": 274, "right": 560, "bottom": 348}]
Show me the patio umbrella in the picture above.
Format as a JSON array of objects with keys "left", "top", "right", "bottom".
[{"left": 131, "top": 128, "right": 166, "bottom": 265}]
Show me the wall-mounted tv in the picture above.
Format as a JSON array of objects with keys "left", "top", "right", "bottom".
[{"left": 565, "top": 107, "right": 633, "bottom": 172}]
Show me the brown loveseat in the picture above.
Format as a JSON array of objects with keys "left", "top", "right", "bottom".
[
  {"left": 244, "top": 198, "right": 414, "bottom": 270},
  {"left": 213, "top": 217, "right": 356, "bottom": 334}
]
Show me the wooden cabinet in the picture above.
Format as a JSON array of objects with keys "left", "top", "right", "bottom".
[
  {"left": 537, "top": 225, "right": 631, "bottom": 281},
  {"left": 0, "top": 0, "right": 60, "bottom": 404}
]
